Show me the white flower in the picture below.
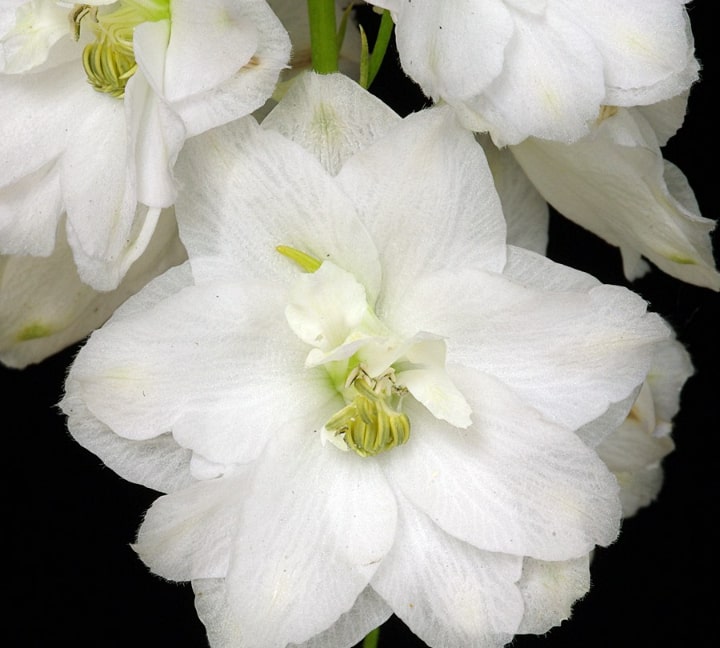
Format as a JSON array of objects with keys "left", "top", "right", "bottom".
[
  {"left": 0, "top": 0, "right": 290, "bottom": 290},
  {"left": 507, "top": 95, "right": 720, "bottom": 290},
  {"left": 61, "top": 73, "right": 670, "bottom": 647},
  {"left": 0, "top": 209, "right": 186, "bottom": 369},
  {"left": 368, "top": 0, "right": 699, "bottom": 145},
  {"left": 596, "top": 336, "right": 693, "bottom": 517}
]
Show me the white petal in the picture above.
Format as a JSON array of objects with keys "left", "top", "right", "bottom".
[
  {"left": 516, "top": 555, "right": 590, "bottom": 634},
  {"left": 383, "top": 367, "right": 622, "bottom": 560},
  {"left": 167, "top": 0, "right": 291, "bottom": 136},
  {"left": 175, "top": 116, "right": 381, "bottom": 299},
  {"left": 0, "top": 158, "right": 62, "bottom": 257},
  {"left": 391, "top": 259, "right": 669, "bottom": 430},
  {"left": 211, "top": 431, "right": 396, "bottom": 647},
  {"left": 389, "top": 0, "right": 514, "bottom": 102},
  {"left": 479, "top": 135, "right": 549, "bottom": 254},
  {"left": 511, "top": 108, "right": 720, "bottom": 290},
  {"left": 135, "top": 473, "right": 251, "bottom": 581},
  {"left": 336, "top": 105, "right": 507, "bottom": 317},
  {"left": 70, "top": 280, "right": 335, "bottom": 469},
  {"left": 262, "top": 72, "right": 400, "bottom": 176},
  {"left": 0, "top": 210, "right": 185, "bottom": 368},
  {"left": 371, "top": 492, "right": 523, "bottom": 648},
  {"left": 458, "top": 6, "right": 605, "bottom": 145},
  {"left": 291, "top": 588, "right": 392, "bottom": 648}
]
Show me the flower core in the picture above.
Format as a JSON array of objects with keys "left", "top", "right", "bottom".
[
  {"left": 279, "top": 245, "right": 472, "bottom": 458},
  {"left": 72, "top": 1, "right": 170, "bottom": 98}
]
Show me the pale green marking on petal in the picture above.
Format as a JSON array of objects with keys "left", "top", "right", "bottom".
[
  {"left": 276, "top": 245, "right": 322, "bottom": 273},
  {"left": 17, "top": 323, "right": 54, "bottom": 341},
  {"left": 667, "top": 255, "right": 697, "bottom": 265}
]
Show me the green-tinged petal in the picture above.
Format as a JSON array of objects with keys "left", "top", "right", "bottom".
[
  {"left": 262, "top": 72, "right": 399, "bottom": 176},
  {"left": 511, "top": 107, "right": 720, "bottom": 290},
  {"left": 1, "top": 210, "right": 185, "bottom": 369}
]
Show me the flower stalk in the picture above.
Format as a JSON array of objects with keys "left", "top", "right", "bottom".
[{"left": 307, "top": 0, "right": 339, "bottom": 74}]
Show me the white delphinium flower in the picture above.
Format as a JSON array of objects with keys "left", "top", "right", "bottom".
[
  {"left": 505, "top": 95, "right": 720, "bottom": 290},
  {"left": 596, "top": 336, "right": 693, "bottom": 517},
  {"left": 0, "top": 209, "right": 186, "bottom": 368},
  {"left": 367, "top": 0, "right": 699, "bottom": 146},
  {"left": 61, "top": 73, "right": 670, "bottom": 648},
  {"left": 0, "top": 0, "right": 290, "bottom": 291}
]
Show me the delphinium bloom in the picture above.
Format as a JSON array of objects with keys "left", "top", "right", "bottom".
[
  {"left": 62, "top": 73, "right": 671, "bottom": 647},
  {"left": 366, "top": 0, "right": 699, "bottom": 146},
  {"left": 0, "top": 0, "right": 291, "bottom": 291}
]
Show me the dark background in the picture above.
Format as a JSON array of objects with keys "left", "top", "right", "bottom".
[{"left": 4, "top": 2, "right": 717, "bottom": 646}]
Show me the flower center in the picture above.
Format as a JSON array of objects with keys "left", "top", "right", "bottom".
[
  {"left": 278, "top": 244, "right": 473, "bottom": 458},
  {"left": 71, "top": 1, "right": 170, "bottom": 98},
  {"left": 324, "top": 366, "right": 411, "bottom": 457}
]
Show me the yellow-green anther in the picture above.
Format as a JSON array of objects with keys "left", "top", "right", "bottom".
[
  {"left": 74, "top": 0, "right": 169, "bottom": 98},
  {"left": 276, "top": 245, "right": 323, "bottom": 273},
  {"left": 324, "top": 369, "right": 410, "bottom": 457}
]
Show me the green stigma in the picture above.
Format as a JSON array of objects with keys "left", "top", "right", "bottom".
[
  {"left": 276, "top": 245, "right": 323, "bottom": 272},
  {"left": 324, "top": 367, "right": 410, "bottom": 457},
  {"left": 72, "top": 1, "right": 170, "bottom": 98}
]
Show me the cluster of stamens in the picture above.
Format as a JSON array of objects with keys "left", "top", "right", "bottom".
[{"left": 324, "top": 367, "right": 410, "bottom": 457}]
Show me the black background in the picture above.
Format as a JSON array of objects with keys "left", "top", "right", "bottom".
[{"left": 4, "top": 2, "right": 718, "bottom": 646}]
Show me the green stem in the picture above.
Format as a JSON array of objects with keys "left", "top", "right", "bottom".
[
  {"left": 307, "top": 0, "right": 339, "bottom": 74},
  {"left": 367, "top": 10, "right": 394, "bottom": 86},
  {"left": 362, "top": 627, "right": 380, "bottom": 648}
]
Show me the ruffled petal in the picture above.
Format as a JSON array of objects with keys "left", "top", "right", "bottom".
[
  {"left": 511, "top": 107, "right": 720, "bottom": 290},
  {"left": 516, "top": 555, "right": 590, "bottom": 634},
  {"left": 69, "top": 279, "right": 335, "bottom": 469},
  {"left": 383, "top": 367, "right": 622, "bottom": 560},
  {"left": 391, "top": 254, "right": 669, "bottom": 430},
  {"left": 174, "top": 115, "right": 381, "bottom": 299},
  {"left": 371, "top": 492, "right": 523, "bottom": 648},
  {"left": 336, "top": 105, "right": 507, "bottom": 317},
  {"left": 200, "top": 431, "right": 396, "bottom": 647}
]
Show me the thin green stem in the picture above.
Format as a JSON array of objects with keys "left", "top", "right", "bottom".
[
  {"left": 307, "top": 0, "right": 339, "bottom": 74},
  {"left": 367, "top": 10, "right": 394, "bottom": 86},
  {"left": 362, "top": 627, "right": 380, "bottom": 648}
]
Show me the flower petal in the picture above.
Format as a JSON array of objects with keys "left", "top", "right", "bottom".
[
  {"left": 336, "top": 105, "right": 507, "bottom": 316},
  {"left": 206, "top": 430, "right": 397, "bottom": 647},
  {"left": 174, "top": 116, "right": 381, "bottom": 298},
  {"left": 516, "top": 555, "right": 590, "bottom": 634},
  {"left": 262, "top": 72, "right": 400, "bottom": 176},
  {"left": 371, "top": 492, "right": 523, "bottom": 648},
  {"left": 383, "top": 367, "right": 622, "bottom": 560}
]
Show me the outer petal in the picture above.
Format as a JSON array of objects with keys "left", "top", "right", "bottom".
[
  {"left": 457, "top": 5, "right": 605, "bottom": 145},
  {"left": 479, "top": 134, "right": 549, "bottom": 254},
  {"left": 516, "top": 555, "right": 590, "bottom": 634},
  {"left": 262, "top": 72, "right": 400, "bottom": 176},
  {"left": 197, "top": 430, "right": 397, "bottom": 647},
  {"left": 383, "top": 367, "right": 622, "bottom": 560},
  {"left": 371, "top": 492, "right": 523, "bottom": 648},
  {"left": 511, "top": 107, "right": 720, "bottom": 290},
  {"left": 174, "top": 115, "right": 381, "bottom": 299},
  {"left": 0, "top": 209, "right": 186, "bottom": 368},
  {"left": 336, "top": 105, "right": 507, "bottom": 315},
  {"left": 163, "top": 0, "right": 291, "bottom": 136},
  {"left": 68, "top": 279, "right": 335, "bottom": 469},
  {"left": 390, "top": 254, "right": 669, "bottom": 430}
]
